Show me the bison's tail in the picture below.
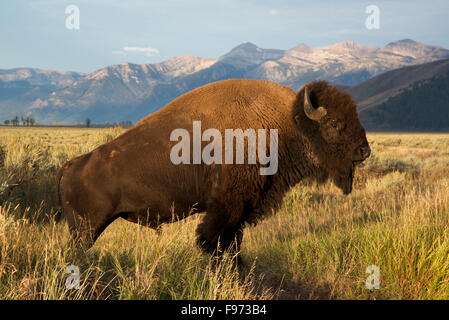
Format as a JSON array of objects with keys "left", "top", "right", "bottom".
[{"left": 54, "top": 166, "right": 65, "bottom": 223}]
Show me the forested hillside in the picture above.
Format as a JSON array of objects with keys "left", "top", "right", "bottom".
[{"left": 359, "top": 71, "right": 449, "bottom": 130}]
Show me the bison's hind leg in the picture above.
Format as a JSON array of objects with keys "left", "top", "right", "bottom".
[
  {"left": 65, "top": 204, "right": 119, "bottom": 250},
  {"left": 121, "top": 210, "right": 163, "bottom": 235}
]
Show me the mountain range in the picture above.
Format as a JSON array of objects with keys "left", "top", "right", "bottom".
[{"left": 1, "top": 38, "right": 449, "bottom": 126}]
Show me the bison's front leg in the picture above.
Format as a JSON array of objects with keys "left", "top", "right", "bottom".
[{"left": 195, "top": 196, "right": 245, "bottom": 265}]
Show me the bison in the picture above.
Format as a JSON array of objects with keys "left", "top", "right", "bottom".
[{"left": 56, "top": 79, "right": 370, "bottom": 259}]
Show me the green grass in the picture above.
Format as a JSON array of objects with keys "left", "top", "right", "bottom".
[{"left": 1, "top": 128, "right": 449, "bottom": 299}]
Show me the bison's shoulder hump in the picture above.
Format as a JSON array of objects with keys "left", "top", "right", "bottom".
[
  {"left": 138, "top": 79, "right": 296, "bottom": 126},
  {"left": 172, "top": 79, "right": 295, "bottom": 108}
]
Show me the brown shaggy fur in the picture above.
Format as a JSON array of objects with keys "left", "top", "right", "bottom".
[{"left": 57, "top": 79, "right": 370, "bottom": 257}]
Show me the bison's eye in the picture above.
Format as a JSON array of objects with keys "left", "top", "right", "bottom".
[
  {"left": 322, "top": 119, "right": 345, "bottom": 142},
  {"left": 330, "top": 120, "right": 340, "bottom": 130}
]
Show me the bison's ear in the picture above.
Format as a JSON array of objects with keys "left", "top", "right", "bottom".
[{"left": 303, "top": 86, "right": 327, "bottom": 121}]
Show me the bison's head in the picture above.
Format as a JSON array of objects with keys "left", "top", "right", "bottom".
[{"left": 294, "top": 81, "right": 370, "bottom": 194}]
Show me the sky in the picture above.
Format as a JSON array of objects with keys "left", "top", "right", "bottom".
[{"left": 1, "top": 0, "right": 449, "bottom": 73}]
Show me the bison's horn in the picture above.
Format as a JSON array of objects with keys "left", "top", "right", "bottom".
[{"left": 304, "top": 86, "right": 327, "bottom": 121}]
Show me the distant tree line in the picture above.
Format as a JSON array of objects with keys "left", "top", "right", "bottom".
[
  {"left": 3, "top": 116, "right": 133, "bottom": 128},
  {"left": 117, "top": 120, "right": 133, "bottom": 128},
  {"left": 3, "top": 116, "right": 36, "bottom": 126},
  {"left": 83, "top": 118, "right": 133, "bottom": 128},
  {"left": 96, "top": 120, "right": 134, "bottom": 128},
  {"left": 84, "top": 120, "right": 133, "bottom": 128}
]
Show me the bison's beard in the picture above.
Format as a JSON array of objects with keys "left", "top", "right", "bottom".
[{"left": 332, "top": 162, "right": 355, "bottom": 195}]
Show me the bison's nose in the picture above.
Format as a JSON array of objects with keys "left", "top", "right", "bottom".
[{"left": 359, "top": 146, "right": 371, "bottom": 160}]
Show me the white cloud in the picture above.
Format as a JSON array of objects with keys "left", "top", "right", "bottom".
[
  {"left": 123, "top": 46, "right": 160, "bottom": 56},
  {"left": 268, "top": 9, "right": 277, "bottom": 15}
]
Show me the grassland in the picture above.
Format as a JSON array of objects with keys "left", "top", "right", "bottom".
[{"left": 1, "top": 126, "right": 449, "bottom": 299}]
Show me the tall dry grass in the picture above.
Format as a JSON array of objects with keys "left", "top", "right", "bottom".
[{"left": 1, "top": 128, "right": 449, "bottom": 299}]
